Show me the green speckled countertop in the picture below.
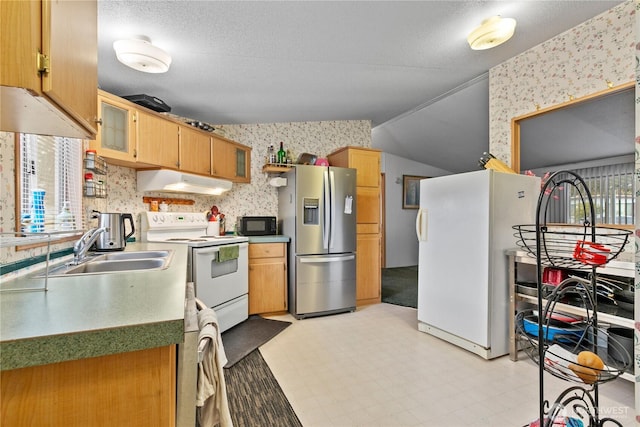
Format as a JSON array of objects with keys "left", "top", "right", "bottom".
[
  {"left": 247, "top": 235, "right": 290, "bottom": 243},
  {"left": 0, "top": 242, "right": 188, "bottom": 371}
]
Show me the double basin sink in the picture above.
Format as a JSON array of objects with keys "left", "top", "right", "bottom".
[{"left": 43, "top": 250, "right": 173, "bottom": 277}]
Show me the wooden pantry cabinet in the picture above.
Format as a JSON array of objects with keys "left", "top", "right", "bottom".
[
  {"left": 1, "top": 0, "right": 97, "bottom": 139},
  {"left": 248, "top": 242, "right": 288, "bottom": 314},
  {"left": 1, "top": 345, "right": 176, "bottom": 427},
  {"left": 328, "top": 146, "right": 382, "bottom": 306}
]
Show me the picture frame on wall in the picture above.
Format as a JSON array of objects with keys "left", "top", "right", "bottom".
[{"left": 402, "top": 175, "right": 428, "bottom": 209}]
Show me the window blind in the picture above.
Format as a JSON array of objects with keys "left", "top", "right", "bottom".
[
  {"left": 19, "top": 134, "right": 83, "bottom": 233},
  {"left": 545, "top": 163, "right": 634, "bottom": 225}
]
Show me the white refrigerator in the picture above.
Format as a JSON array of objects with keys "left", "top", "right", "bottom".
[{"left": 416, "top": 169, "right": 540, "bottom": 359}]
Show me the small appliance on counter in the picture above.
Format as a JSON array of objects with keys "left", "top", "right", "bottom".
[
  {"left": 92, "top": 210, "right": 135, "bottom": 251},
  {"left": 237, "top": 216, "right": 277, "bottom": 236}
]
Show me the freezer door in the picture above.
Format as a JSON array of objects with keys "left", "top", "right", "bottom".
[
  {"left": 417, "top": 170, "right": 491, "bottom": 347},
  {"left": 294, "top": 253, "right": 356, "bottom": 315},
  {"left": 328, "top": 167, "right": 357, "bottom": 254},
  {"left": 294, "top": 165, "right": 329, "bottom": 255}
]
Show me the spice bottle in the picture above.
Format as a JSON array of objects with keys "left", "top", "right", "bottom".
[{"left": 84, "top": 173, "right": 95, "bottom": 196}]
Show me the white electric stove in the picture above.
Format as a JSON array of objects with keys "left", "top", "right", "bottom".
[{"left": 141, "top": 211, "right": 249, "bottom": 332}]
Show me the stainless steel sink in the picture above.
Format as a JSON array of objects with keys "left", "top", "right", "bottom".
[
  {"left": 91, "top": 250, "right": 171, "bottom": 261},
  {"left": 41, "top": 250, "right": 174, "bottom": 277},
  {"left": 65, "top": 258, "right": 167, "bottom": 274}
]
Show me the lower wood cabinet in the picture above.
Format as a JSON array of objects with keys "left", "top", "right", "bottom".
[
  {"left": 356, "top": 233, "right": 381, "bottom": 304},
  {"left": 248, "top": 242, "right": 288, "bottom": 314},
  {"left": 1, "top": 345, "right": 176, "bottom": 427}
]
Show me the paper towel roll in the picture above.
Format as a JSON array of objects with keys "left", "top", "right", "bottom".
[{"left": 269, "top": 177, "right": 287, "bottom": 187}]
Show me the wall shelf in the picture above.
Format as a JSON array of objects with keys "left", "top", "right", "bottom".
[{"left": 262, "top": 164, "right": 293, "bottom": 174}]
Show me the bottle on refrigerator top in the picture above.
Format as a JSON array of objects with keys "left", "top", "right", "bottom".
[
  {"left": 286, "top": 150, "right": 293, "bottom": 164},
  {"left": 277, "top": 141, "right": 286, "bottom": 164}
]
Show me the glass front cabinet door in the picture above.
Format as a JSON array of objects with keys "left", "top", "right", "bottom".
[{"left": 90, "top": 91, "right": 137, "bottom": 165}]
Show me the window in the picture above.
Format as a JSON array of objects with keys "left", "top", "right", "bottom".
[
  {"left": 17, "top": 134, "right": 83, "bottom": 234},
  {"left": 545, "top": 162, "right": 635, "bottom": 226}
]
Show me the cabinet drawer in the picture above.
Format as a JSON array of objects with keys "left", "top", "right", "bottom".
[{"left": 249, "top": 243, "right": 285, "bottom": 259}]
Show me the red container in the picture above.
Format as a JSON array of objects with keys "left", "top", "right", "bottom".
[
  {"left": 573, "top": 240, "right": 610, "bottom": 266},
  {"left": 542, "top": 267, "right": 567, "bottom": 286}
]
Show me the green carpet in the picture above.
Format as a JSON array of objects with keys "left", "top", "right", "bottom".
[{"left": 381, "top": 265, "right": 418, "bottom": 308}]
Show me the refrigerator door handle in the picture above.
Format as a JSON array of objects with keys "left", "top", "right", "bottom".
[
  {"left": 329, "top": 170, "right": 336, "bottom": 249},
  {"left": 416, "top": 208, "right": 428, "bottom": 241},
  {"left": 300, "top": 255, "right": 355, "bottom": 263},
  {"left": 322, "top": 170, "right": 330, "bottom": 249}
]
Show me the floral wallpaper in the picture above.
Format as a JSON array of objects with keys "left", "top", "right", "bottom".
[
  {"left": 489, "top": 1, "right": 638, "bottom": 421},
  {"left": 488, "top": 1, "right": 634, "bottom": 164},
  {"left": 0, "top": 120, "right": 370, "bottom": 266}
]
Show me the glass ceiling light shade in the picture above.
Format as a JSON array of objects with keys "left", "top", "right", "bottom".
[
  {"left": 113, "top": 37, "right": 172, "bottom": 73},
  {"left": 467, "top": 16, "right": 516, "bottom": 50}
]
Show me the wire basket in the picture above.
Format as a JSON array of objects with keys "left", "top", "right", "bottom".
[
  {"left": 516, "top": 310, "right": 630, "bottom": 385},
  {"left": 513, "top": 224, "right": 631, "bottom": 270}
]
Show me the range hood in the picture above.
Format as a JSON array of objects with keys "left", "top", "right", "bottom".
[{"left": 137, "top": 170, "right": 232, "bottom": 195}]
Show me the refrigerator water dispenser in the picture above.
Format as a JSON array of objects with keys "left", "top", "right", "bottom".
[{"left": 303, "top": 198, "right": 319, "bottom": 224}]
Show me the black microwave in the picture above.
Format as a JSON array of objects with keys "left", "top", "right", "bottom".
[{"left": 237, "top": 216, "right": 277, "bottom": 236}]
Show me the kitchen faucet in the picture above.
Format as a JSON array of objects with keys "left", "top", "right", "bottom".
[{"left": 73, "top": 227, "right": 107, "bottom": 264}]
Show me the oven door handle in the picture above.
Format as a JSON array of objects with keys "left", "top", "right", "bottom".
[{"left": 193, "top": 247, "right": 220, "bottom": 256}]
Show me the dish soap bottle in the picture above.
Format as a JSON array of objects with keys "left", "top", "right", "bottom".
[{"left": 56, "top": 201, "right": 75, "bottom": 230}]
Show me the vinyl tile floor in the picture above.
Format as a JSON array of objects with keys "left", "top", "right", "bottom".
[{"left": 260, "top": 303, "right": 635, "bottom": 427}]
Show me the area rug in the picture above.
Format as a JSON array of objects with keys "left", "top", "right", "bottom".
[
  {"left": 224, "top": 349, "right": 302, "bottom": 427},
  {"left": 221, "top": 315, "right": 291, "bottom": 368},
  {"left": 381, "top": 265, "right": 418, "bottom": 308}
]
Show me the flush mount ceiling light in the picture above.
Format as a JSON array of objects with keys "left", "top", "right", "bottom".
[
  {"left": 467, "top": 16, "right": 516, "bottom": 50},
  {"left": 113, "top": 36, "right": 172, "bottom": 73}
]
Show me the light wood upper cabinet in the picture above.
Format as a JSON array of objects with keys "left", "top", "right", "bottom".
[
  {"left": 212, "top": 135, "right": 251, "bottom": 183},
  {"left": 328, "top": 146, "right": 380, "bottom": 187},
  {"left": 179, "top": 125, "right": 211, "bottom": 175},
  {"left": 137, "top": 110, "right": 180, "bottom": 169},
  {"left": 89, "top": 91, "right": 137, "bottom": 166},
  {"left": 0, "top": 0, "right": 97, "bottom": 139},
  {"left": 89, "top": 90, "right": 252, "bottom": 181}
]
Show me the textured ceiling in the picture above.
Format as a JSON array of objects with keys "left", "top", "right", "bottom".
[{"left": 97, "top": 1, "right": 623, "bottom": 173}]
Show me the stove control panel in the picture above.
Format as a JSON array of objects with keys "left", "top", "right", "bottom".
[{"left": 142, "top": 211, "right": 208, "bottom": 229}]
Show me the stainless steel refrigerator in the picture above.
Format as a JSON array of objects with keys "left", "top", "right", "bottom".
[{"left": 278, "top": 165, "right": 357, "bottom": 319}]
